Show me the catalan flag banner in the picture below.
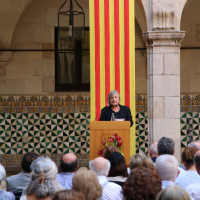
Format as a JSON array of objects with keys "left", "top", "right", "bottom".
[{"left": 90, "top": 0, "right": 135, "bottom": 154}]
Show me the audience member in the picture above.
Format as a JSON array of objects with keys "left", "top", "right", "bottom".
[
  {"left": 107, "top": 152, "right": 128, "bottom": 186},
  {"left": 188, "top": 141, "right": 200, "bottom": 150},
  {"left": 155, "top": 154, "right": 179, "bottom": 189},
  {"left": 57, "top": 153, "right": 78, "bottom": 189},
  {"left": 149, "top": 142, "right": 158, "bottom": 163},
  {"left": 176, "top": 147, "right": 200, "bottom": 188},
  {"left": 89, "top": 157, "right": 122, "bottom": 200},
  {"left": 7, "top": 152, "right": 39, "bottom": 194},
  {"left": 129, "top": 153, "right": 155, "bottom": 170},
  {"left": 20, "top": 156, "right": 63, "bottom": 200},
  {"left": 123, "top": 167, "right": 162, "bottom": 200},
  {"left": 52, "top": 189, "right": 85, "bottom": 200},
  {"left": 186, "top": 150, "right": 200, "bottom": 200},
  {"left": 0, "top": 164, "right": 15, "bottom": 200},
  {"left": 180, "top": 141, "right": 200, "bottom": 170},
  {"left": 72, "top": 167, "right": 102, "bottom": 200},
  {"left": 156, "top": 185, "right": 191, "bottom": 200},
  {"left": 103, "top": 146, "right": 119, "bottom": 159},
  {"left": 157, "top": 137, "right": 185, "bottom": 172}
]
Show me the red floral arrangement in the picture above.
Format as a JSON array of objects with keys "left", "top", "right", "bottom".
[{"left": 97, "top": 133, "right": 125, "bottom": 155}]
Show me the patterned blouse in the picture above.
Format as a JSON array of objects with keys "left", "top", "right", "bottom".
[{"left": 0, "top": 190, "right": 15, "bottom": 200}]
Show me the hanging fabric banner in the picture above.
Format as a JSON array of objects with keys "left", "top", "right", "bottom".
[{"left": 90, "top": 0, "right": 135, "bottom": 154}]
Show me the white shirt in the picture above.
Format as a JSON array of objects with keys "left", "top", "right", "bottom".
[
  {"left": 162, "top": 180, "right": 175, "bottom": 189},
  {"left": 186, "top": 181, "right": 200, "bottom": 200},
  {"left": 57, "top": 172, "right": 74, "bottom": 189},
  {"left": 175, "top": 171, "right": 200, "bottom": 188},
  {"left": 98, "top": 175, "right": 123, "bottom": 200}
]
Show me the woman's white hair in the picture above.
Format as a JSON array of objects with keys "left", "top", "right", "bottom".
[
  {"left": 107, "top": 90, "right": 120, "bottom": 106},
  {"left": 25, "top": 156, "right": 63, "bottom": 198},
  {"left": 89, "top": 160, "right": 111, "bottom": 176},
  {"left": 0, "top": 164, "right": 6, "bottom": 182}
]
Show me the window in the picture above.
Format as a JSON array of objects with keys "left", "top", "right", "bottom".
[{"left": 55, "top": 27, "right": 90, "bottom": 91}]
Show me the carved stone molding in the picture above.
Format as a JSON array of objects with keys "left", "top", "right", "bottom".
[
  {"left": 153, "top": 7, "right": 175, "bottom": 31},
  {"left": 143, "top": 31, "right": 185, "bottom": 47},
  {"left": 0, "top": 51, "right": 12, "bottom": 66}
]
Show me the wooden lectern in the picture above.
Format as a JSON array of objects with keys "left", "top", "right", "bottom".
[{"left": 90, "top": 121, "right": 130, "bottom": 165}]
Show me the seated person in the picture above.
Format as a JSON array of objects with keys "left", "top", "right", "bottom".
[
  {"left": 7, "top": 152, "right": 38, "bottom": 193},
  {"left": 57, "top": 153, "right": 78, "bottom": 189},
  {"left": 156, "top": 185, "right": 192, "bottom": 200},
  {"left": 0, "top": 164, "right": 15, "bottom": 200},
  {"left": 129, "top": 153, "right": 155, "bottom": 170},
  {"left": 123, "top": 167, "right": 162, "bottom": 200},
  {"left": 52, "top": 190, "right": 85, "bottom": 200},
  {"left": 175, "top": 147, "right": 200, "bottom": 188},
  {"left": 107, "top": 152, "right": 128, "bottom": 187},
  {"left": 72, "top": 168, "right": 102, "bottom": 200},
  {"left": 20, "top": 156, "right": 63, "bottom": 200}
]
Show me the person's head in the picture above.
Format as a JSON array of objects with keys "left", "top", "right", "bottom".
[
  {"left": 188, "top": 141, "right": 200, "bottom": 150},
  {"left": 149, "top": 142, "right": 158, "bottom": 158},
  {"left": 156, "top": 185, "right": 191, "bottom": 200},
  {"left": 21, "top": 152, "right": 39, "bottom": 173},
  {"left": 193, "top": 150, "right": 200, "bottom": 174},
  {"left": 52, "top": 190, "right": 85, "bottom": 200},
  {"left": 107, "top": 90, "right": 120, "bottom": 106},
  {"left": 103, "top": 146, "right": 120, "bottom": 159},
  {"left": 155, "top": 155, "right": 179, "bottom": 182},
  {"left": 129, "top": 153, "right": 155, "bottom": 170},
  {"left": 72, "top": 168, "right": 102, "bottom": 200},
  {"left": 107, "top": 152, "right": 128, "bottom": 177},
  {"left": 89, "top": 157, "right": 110, "bottom": 176},
  {"left": 60, "top": 153, "right": 78, "bottom": 173},
  {"left": 0, "top": 164, "right": 6, "bottom": 183},
  {"left": 25, "top": 156, "right": 63, "bottom": 198},
  {"left": 123, "top": 167, "right": 162, "bottom": 200},
  {"left": 157, "top": 137, "right": 175, "bottom": 155},
  {"left": 181, "top": 147, "right": 197, "bottom": 170}
]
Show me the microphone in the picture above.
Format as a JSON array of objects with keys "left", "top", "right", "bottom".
[
  {"left": 116, "top": 105, "right": 126, "bottom": 120},
  {"left": 94, "top": 106, "right": 111, "bottom": 121}
]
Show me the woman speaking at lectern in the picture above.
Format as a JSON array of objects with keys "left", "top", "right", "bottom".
[{"left": 99, "top": 90, "right": 133, "bottom": 127}]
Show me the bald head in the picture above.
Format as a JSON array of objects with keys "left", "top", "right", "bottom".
[
  {"left": 60, "top": 153, "right": 78, "bottom": 173},
  {"left": 89, "top": 157, "right": 110, "bottom": 176},
  {"left": 93, "top": 157, "right": 107, "bottom": 171},
  {"left": 188, "top": 141, "right": 200, "bottom": 150},
  {"left": 149, "top": 142, "right": 158, "bottom": 158},
  {"left": 62, "top": 153, "right": 76, "bottom": 163}
]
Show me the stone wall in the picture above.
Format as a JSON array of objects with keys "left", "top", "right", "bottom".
[{"left": 180, "top": 0, "right": 200, "bottom": 94}]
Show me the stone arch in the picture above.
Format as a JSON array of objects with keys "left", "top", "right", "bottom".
[
  {"left": 135, "top": 0, "right": 147, "bottom": 32},
  {"left": 0, "top": 0, "right": 32, "bottom": 49}
]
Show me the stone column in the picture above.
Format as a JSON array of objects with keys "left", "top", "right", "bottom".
[
  {"left": 139, "top": 0, "right": 187, "bottom": 161},
  {"left": 143, "top": 31, "right": 185, "bottom": 161}
]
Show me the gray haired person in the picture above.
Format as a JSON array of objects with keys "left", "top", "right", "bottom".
[
  {"left": 89, "top": 157, "right": 123, "bottom": 200},
  {"left": 157, "top": 137, "right": 185, "bottom": 173},
  {"left": 0, "top": 164, "right": 15, "bottom": 200},
  {"left": 99, "top": 90, "right": 133, "bottom": 127},
  {"left": 157, "top": 137, "right": 175, "bottom": 155},
  {"left": 20, "top": 157, "right": 63, "bottom": 200}
]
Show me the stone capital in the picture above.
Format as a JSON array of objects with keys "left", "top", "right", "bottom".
[{"left": 143, "top": 31, "right": 186, "bottom": 47}]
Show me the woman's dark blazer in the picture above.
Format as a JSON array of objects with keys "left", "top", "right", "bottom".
[{"left": 99, "top": 105, "right": 133, "bottom": 127}]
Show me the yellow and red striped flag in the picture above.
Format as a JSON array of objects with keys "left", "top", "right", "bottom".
[{"left": 90, "top": 0, "right": 135, "bottom": 154}]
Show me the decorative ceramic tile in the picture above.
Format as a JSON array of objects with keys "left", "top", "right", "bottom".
[
  {"left": 1, "top": 94, "right": 200, "bottom": 166},
  {"left": 135, "top": 112, "right": 148, "bottom": 154}
]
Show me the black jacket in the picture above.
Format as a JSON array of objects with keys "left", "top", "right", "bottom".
[{"left": 99, "top": 105, "right": 133, "bottom": 127}]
